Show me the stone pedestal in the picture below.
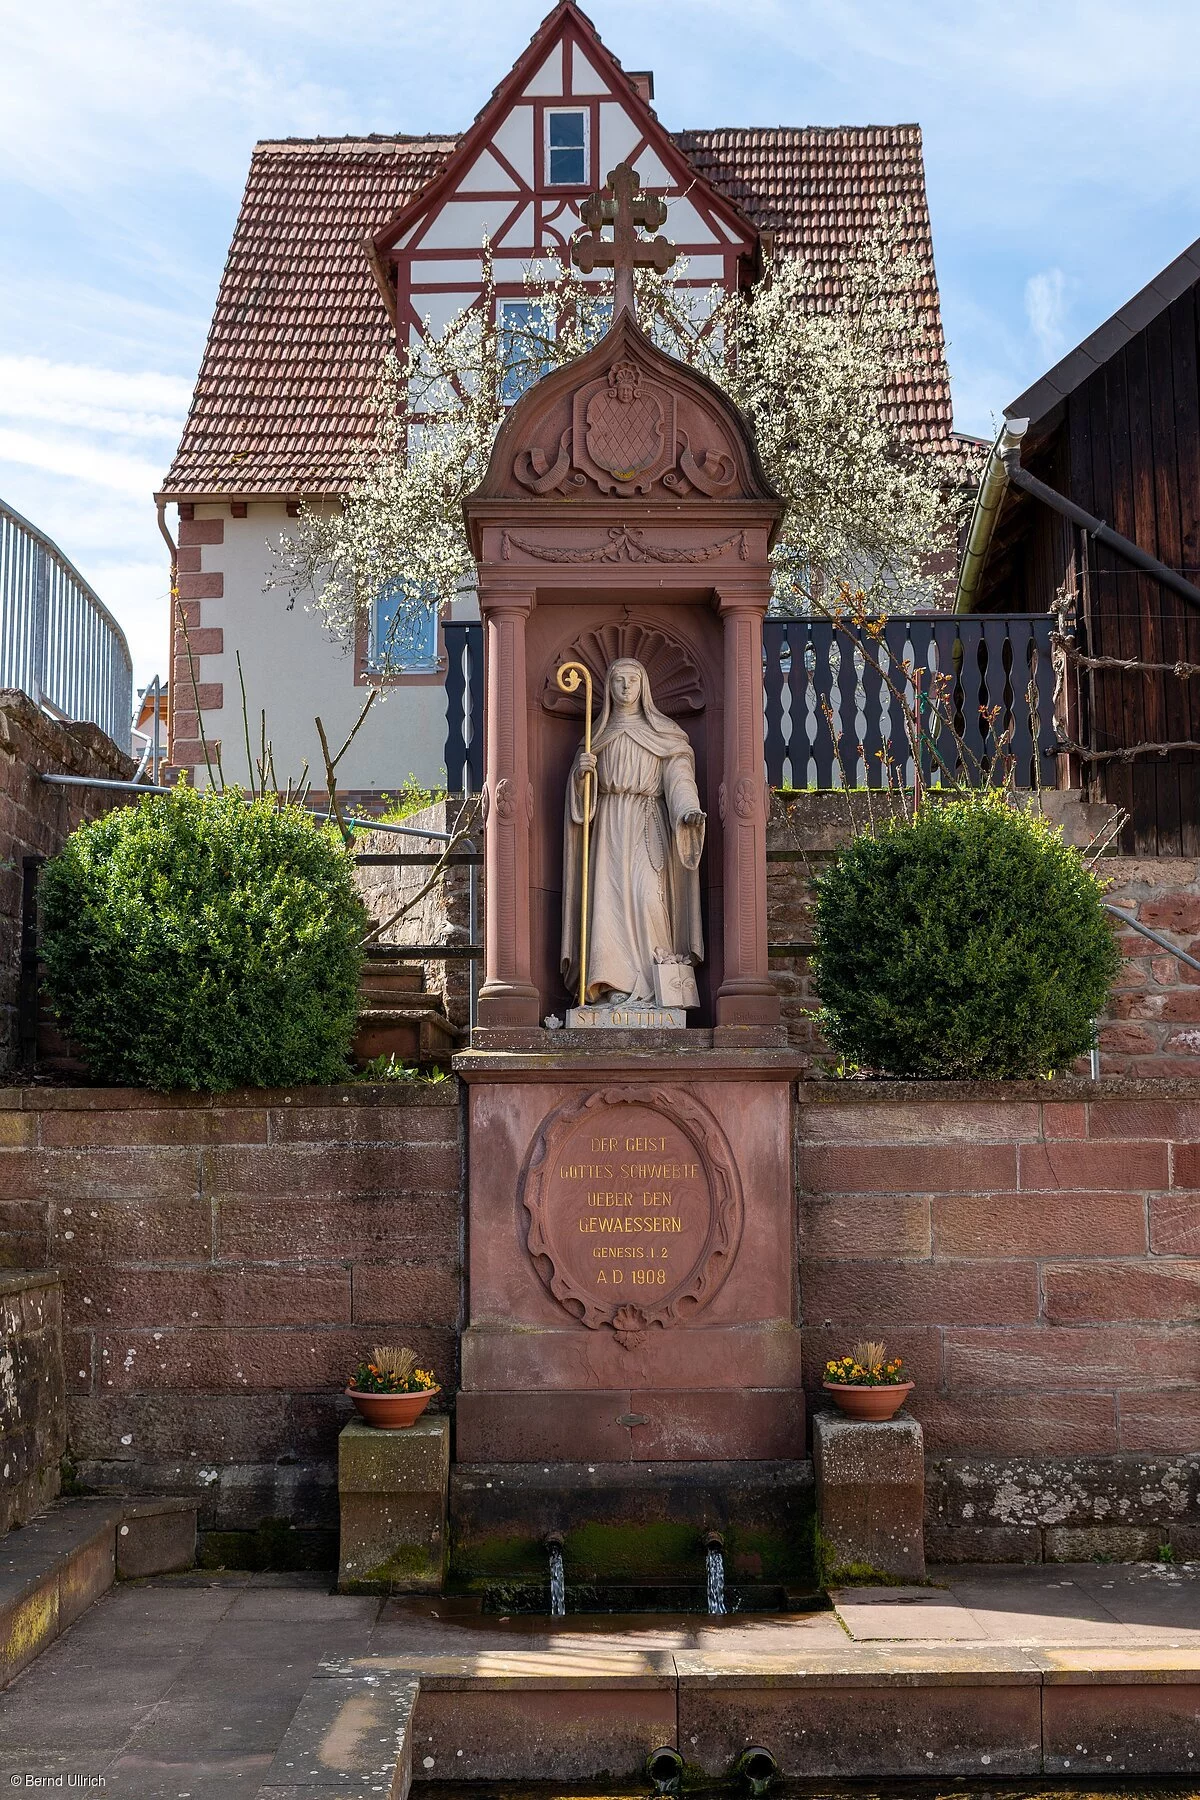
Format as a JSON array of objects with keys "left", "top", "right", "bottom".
[
  {"left": 454, "top": 1046, "right": 803, "bottom": 1463},
  {"left": 812, "top": 1409, "right": 925, "bottom": 1583},
  {"left": 337, "top": 1416, "right": 449, "bottom": 1594}
]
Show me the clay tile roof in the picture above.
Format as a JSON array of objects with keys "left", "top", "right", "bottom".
[
  {"left": 674, "top": 125, "right": 954, "bottom": 442},
  {"left": 161, "top": 123, "right": 973, "bottom": 500},
  {"left": 161, "top": 136, "right": 456, "bottom": 499}
]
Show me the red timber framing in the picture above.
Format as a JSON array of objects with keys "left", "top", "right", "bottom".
[{"left": 372, "top": 1, "right": 761, "bottom": 353}]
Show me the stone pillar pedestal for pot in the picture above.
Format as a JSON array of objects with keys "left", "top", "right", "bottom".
[
  {"left": 813, "top": 1408, "right": 925, "bottom": 1584},
  {"left": 337, "top": 1415, "right": 450, "bottom": 1594}
]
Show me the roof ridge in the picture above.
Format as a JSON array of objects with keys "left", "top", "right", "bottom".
[
  {"left": 675, "top": 123, "right": 922, "bottom": 138},
  {"left": 253, "top": 132, "right": 461, "bottom": 152}
]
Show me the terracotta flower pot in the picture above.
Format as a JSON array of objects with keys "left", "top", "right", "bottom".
[
  {"left": 346, "top": 1386, "right": 439, "bottom": 1430},
  {"left": 823, "top": 1381, "right": 913, "bottom": 1422}
]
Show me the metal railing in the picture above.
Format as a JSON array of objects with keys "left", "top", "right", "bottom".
[
  {"left": 441, "top": 613, "right": 1060, "bottom": 795},
  {"left": 763, "top": 612, "right": 1058, "bottom": 791},
  {"left": 350, "top": 815, "right": 480, "bottom": 1033},
  {"left": 443, "top": 621, "right": 483, "bottom": 793},
  {"left": 0, "top": 497, "right": 133, "bottom": 751}
]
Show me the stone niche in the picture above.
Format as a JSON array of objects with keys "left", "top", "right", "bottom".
[
  {"left": 463, "top": 310, "right": 783, "bottom": 1034},
  {"left": 457, "top": 311, "right": 802, "bottom": 1465}
]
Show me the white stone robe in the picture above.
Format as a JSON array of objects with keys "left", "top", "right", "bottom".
[{"left": 561, "top": 716, "right": 704, "bottom": 1004}]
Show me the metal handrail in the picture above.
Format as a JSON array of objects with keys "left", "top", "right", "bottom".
[
  {"left": 1, "top": 497, "right": 134, "bottom": 750},
  {"left": 1103, "top": 903, "right": 1200, "bottom": 976}
]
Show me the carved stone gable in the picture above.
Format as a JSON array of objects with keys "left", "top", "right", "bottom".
[{"left": 474, "top": 310, "right": 777, "bottom": 513}]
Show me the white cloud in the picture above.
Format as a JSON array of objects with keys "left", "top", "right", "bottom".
[
  {"left": 0, "top": 428, "right": 164, "bottom": 499},
  {"left": 1024, "top": 268, "right": 1069, "bottom": 362},
  {"left": 0, "top": 356, "right": 191, "bottom": 443}
]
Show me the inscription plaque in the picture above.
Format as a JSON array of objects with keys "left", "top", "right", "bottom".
[{"left": 521, "top": 1085, "right": 744, "bottom": 1347}]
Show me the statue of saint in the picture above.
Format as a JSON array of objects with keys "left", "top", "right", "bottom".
[{"left": 561, "top": 658, "right": 705, "bottom": 1005}]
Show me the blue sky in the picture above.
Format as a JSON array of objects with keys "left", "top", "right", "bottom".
[{"left": 3, "top": 0, "right": 1198, "bottom": 686}]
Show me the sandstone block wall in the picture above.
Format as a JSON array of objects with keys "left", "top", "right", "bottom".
[
  {"left": 0, "top": 1085, "right": 462, "bottom": 1549},
  {"left": 1100, "top": 858, "right": 1200, "bottom": 1077},
  {"left": 0, "top": 692, "right": 135, "bottom": 1076},
  {"left": 800, "top": 1084, "right": 1200, "bottom": 1559},
  {"left": 1, "top": 1078, "right": 1197, "bottom": 1560},
  {"left": 0, "top": 1271, "right": 66, "bottom": 1533},
  {"left": 799, "top": 1085, "right": 1199, "bottom": 1457}
]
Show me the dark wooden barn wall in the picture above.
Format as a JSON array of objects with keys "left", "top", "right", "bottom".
[{"left": 1066, "top": 286, "right": 1200, "bottom": 856}]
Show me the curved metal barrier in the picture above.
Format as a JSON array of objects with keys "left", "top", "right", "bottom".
[{"left": 0, "top": 498, "right": 133, "bottom": 751}]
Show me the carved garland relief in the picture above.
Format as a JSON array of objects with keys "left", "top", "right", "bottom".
[
  {"left": 521, "top": 1086, "right": 744, "bottom": 1348},
  {"left": 513, "top": 357, "right": 739, "bottom": 501}
]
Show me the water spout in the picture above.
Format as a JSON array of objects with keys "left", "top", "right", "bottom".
[
  {"left": 704, "top": 1531, "right": 726, "bottom": 1617},
  {"left": 545, "top": 1533, "right": 566, "bottom": 1617},
  {"left": 646, "top": 1745, "right": 684, "bottom": 1793},
  {"left": 736, "top": 1746, "right": 779, "bottom": 1795}
]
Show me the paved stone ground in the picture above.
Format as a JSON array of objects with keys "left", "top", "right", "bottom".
[{"left": 0, "top": 1564, "right": 1196, "bottom": 1798}]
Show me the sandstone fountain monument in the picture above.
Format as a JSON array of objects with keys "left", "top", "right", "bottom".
[{"left": 453, "top": 164, "right": 804, "bottom": 1483}]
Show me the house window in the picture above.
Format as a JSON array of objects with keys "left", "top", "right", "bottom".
[
  {"left": 499, "top": 300, "right": 553, "bottom": 405},
  {"left": 546, "top": 108, "right": 587, "bottom": 186},
  {"left": 369, "top": 581, "right": 439, "bottom": 674}
]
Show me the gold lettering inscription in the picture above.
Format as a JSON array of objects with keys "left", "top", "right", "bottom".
[
  {"left": 576, "top": 1215, "right": 683, "bottom": 1234},
  {"left": 550, "top": 1111, "right": 704, "bottom": 1289}
]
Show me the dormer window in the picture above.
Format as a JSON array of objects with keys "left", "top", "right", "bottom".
[{"left": 546, "top": 109, "right": 587, "bottom": 186}]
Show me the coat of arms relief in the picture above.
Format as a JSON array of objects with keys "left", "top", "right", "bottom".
[{"left": 513, "top": 354, "right": 739, "bottom": 501}]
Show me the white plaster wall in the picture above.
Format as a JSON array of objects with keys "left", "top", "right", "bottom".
[{"left": 188, "top": 502, "right": 468, "bottom": 794}]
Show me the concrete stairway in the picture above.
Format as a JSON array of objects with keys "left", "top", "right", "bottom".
[{"left": 353, "top": 949, "right": 459, "bottom": 1068}]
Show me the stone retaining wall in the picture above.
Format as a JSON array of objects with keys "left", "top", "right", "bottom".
[
  {"left": 2, "top": 1078, "right": 1197, "bottom": 1561},
  {"left": 0, "top": 1085, "right": 461, "bottom": 1558},
  {"left": 0, "top": 1271, "right": 66, "bottom": 1533},
  {"left": 800, "top": 1082, "right": 1200, "bottom": 1559},
  {"left": 0, "top": 692, "right": 135, "bottom": 1076}
]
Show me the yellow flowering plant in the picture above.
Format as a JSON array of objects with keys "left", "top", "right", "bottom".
[
  {"left": 348, "top": 1345, "right": 439, "bottom": 1395},
  {"left": 824, "top": 1340, "right": 907, "bottom": 1387}
]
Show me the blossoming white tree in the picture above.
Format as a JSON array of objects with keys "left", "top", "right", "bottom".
[{"left": 274, "top": 229, "right": 965, "bottom": 674}]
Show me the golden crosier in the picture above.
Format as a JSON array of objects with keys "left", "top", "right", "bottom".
[{"left": 556, "top": 661, "right": 594, "bottom": 1008}]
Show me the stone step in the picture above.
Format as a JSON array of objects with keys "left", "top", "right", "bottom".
[
  {"left": 0, "top": 1496, "right": 197, "bottom": 1690},
  {"left": 353, "top": 1005, "right": 459, "bottom": 1069},
  {"left": 264, "top": 1640, "right": 1200, "bottom": 1786},
  {"left": 359, "top": 964, "right": 426, "bottom": 999},
  {"left": 255, "top": 1660, "right": 420, "bottom": 1798}
]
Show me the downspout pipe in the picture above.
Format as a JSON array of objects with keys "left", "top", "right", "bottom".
[
  {"left": 1001, "top": 443, "right": 1200, "bottom": 614},
  {"left": 155, "top": 497, "right": 179, "bottom": 754},
  {"left": 955, "top": 418, "right": 1029, "bottom": 613}
]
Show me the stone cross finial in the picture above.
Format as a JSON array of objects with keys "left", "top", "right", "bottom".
[{"left": 571, "top": 161, "right": 677, "bottom": 320}]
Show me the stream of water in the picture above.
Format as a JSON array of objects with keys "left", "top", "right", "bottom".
[
  {"left": 548, "top": 1543, "right": 565, "bottom": 1616},
  {"left": 705, "top": 1543, "right": 726, "bottom": 1616}
]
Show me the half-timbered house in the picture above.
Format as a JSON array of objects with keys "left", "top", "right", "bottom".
[
  {"left": 958, "top": 236, "right": 1200, "bottom": 855},
  {"left": 160, "top": 0, "right": 968, "bottom": 795}
]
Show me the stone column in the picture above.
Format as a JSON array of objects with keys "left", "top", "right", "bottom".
[
  {"left": 715, "top": 587, "right": 780, "bottom": 1027},
  {"left": 477, "top": 592, "right": 540, "bottom": 1027}
]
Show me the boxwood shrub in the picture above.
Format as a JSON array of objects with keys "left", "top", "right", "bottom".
[
  {"left": 812, "top": 794, "right": 1120, "bottom": 1079},
  {"left": 41, "top": 787, "right": 366, "bottom": 1091}
]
